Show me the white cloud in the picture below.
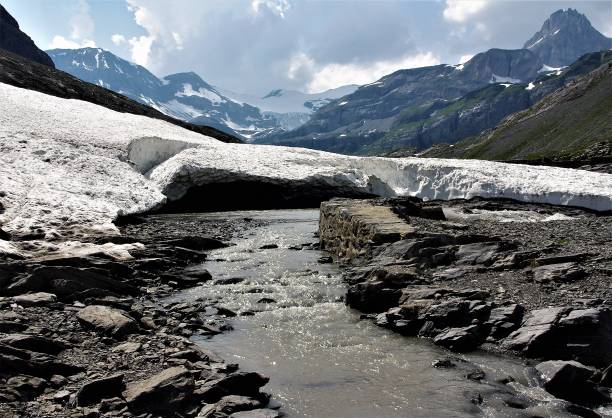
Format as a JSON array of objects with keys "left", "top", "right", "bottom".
[
  {"left": 458, "top": 54, "right": 474, "bottom": 64},
  {"left": 251, "top": 0, "right": 292, "bottom": 18},
  {"left": 306, "top": 52, "right": 440, "bottom": 93},
  {"left": 128, "top": 35, "right": 154, "bottom": 66},
  {"left": 70, "top": 0, "right": 95, "bottom": 40},
  {"left": 443, "top": 0, "right": 488, "bottom": 23},
  {"left": 111, "top": 34, "right": 126, "bottom": 45},
  {"left": 49, "top": 35, "right": 96, "bottom": 49}
]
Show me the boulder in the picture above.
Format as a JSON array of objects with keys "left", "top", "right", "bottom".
[
  {"left": 433, "top": 325, "right": 484, "bottom": 352},
  {"left": 6, "top": 375, "right": 47, "bottom": 400},
  {"left": 556, "top": 308, "right": 612, "bottom": 368},
  {"left": 0, "top": 334, "right": 68, "bottom": 355},
  {"left": 11, "top": 292, "right": 57, "bottom": 306},
  {"left": 196, "top": 372, "right": 269, "bottom": 403},
  {"left": 123, "top": 366, "right": 194, "bottom": 413},
  {"left": 420, "top": 299, "right": 471, "bottom": 328},
  {"left": 76, "top": 373, "right": 125, "bottom": 406},
  {"left": 455, "top": 242, "right": 505, "bottom": 266},
  {"left": 198, "top": 395, "right": 263, "bottom": 417},
  {"left": 532, "top": 262, "right": 585, "bottom": 283},
  {"left": 502, "top": 307, "right": 568, "bottom": 356},
  {"left": 76, "top": 305, "right": 138, "bottom": 338},
  {"left": 535, "top": 360, "right": 605, "bottom": 405},
  {"left": 346, "top": 281, "right": 402, "bottom": 313},
  {"left": 486, "top": 304, "right": 525, "bottom": 340}
]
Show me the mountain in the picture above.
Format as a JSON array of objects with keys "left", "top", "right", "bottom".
[
  {"left": 524, "top": 8, "right": 611, "bottom": 67},
  {"left": 0, "top": 4, "right": 54, "bottom": 67},
  {"left": 48, "top": 48, "right": 276, "bottom": 139},
  {"left": 256, "top": 48, "right": 544, "bottom": 153},
  {"left": 422, "top": 54, "right": 612, "bottom": 163},
  {"left": 260, "top": 9, "right": 610, "bottom": 155},
  {"left": 0, "top": 48, "right": 239, "bottom": 144}
]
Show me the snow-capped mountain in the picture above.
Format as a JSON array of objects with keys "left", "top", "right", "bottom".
[
  {"left": 524, "top": 8, "right": 611, "bottom": 67},
  {"left": 48, "top": 48, "right": 276, "bottom": 138}
]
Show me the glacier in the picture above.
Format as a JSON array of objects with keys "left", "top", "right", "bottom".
[{"left": 1, "top": 81, "right": 611, "bottom": 255}]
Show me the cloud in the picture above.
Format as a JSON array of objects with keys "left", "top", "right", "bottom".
[
  {"left": 443, "top": 0, "right": 488, "bottom": 23},
  {"left": 306, "top": 52, "right": 441, "bottom": 93},
  {"left": 128, "top": 35, "right": 154, "bottom": 66},
  {"left": 458, "top": 54, "right": 474, "bottom": 64},
  {"left": 49, "top": 35, "right": 96, "bottom": 49},
  {"left": 111, "top": 34, "right": 126, "bottom": 45},
  {"left": 251, "top": 0, "right": 292, "bottom": 18}
]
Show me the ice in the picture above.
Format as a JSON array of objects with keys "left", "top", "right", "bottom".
[
  {"left": 526, "top": 82, "right": 536, "bottom": 90},
  {"left": 1, "top": 81, "right": 611, "bottom": 257}
]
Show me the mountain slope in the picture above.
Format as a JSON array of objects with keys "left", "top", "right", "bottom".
[
  {"left": 0, "top": 48, "right": 240, "bottom": 143},
  {"left": 524, "top": 8, "right": 611, "bottom": 67},
  {"left": 0, "top": 4, "right": 54, "bottom": 67},
  {"left": 423, "top": 57, "right": 612, "bottom": 161},
  {"left": 262, "top": 9, "right": 610, "bottom": 155},
  {"left": 48, "top": 48, "right": 275, "bottom": 138}
]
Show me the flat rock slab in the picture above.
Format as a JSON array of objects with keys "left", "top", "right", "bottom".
[
  {"left": 123, "top": 366, "right": 194, "bottom": 413},
  {"left": 533, "top": 262, "right": 585, "bottom": 283},
  {"left": 11, "top": 292, "right": 57, "bottom": 306},
  {"left": 76, "top": 305, "right": 138, "bottom": 338}
]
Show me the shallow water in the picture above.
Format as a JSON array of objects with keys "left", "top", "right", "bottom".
[{"left": 172, "top": 210, "right": 575, "bottom": 418}]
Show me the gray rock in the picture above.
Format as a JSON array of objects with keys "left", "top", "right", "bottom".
[
  {"left": 455, "top": 242, "right": 504, "bottom": 266},
  {"left": 76, "top": 305, "right": 138, "bottom": 338},
  {"left": 433, "top": 325, "right": 484, "bottom": 352},
  {"left": 76, "top": 373, "right": 124, "bottom": 406},
  {"left": 486, "top": 304, "right": 525, "bottom": 339},
  {"left": 0, "top": 334, "right": 69, "bottom": 355},
  {"left": 122, "top": 366, "right": 194, "bottom": 413},
  {"left": 11, "top": 292, "right": 57, "bottom": 306},
  {"left": 6, "top": 375, "right": 47, "bottom": 400},
  {"left": 501, "top": 307, "right": 568, "bottom": 356},
  {"left": 535, "top": 360, "right": 604, "bottom": 405},
  {"left": 198, "top": 395, "right": 263, "bottom": 417},
  {"left": 532, "top": 262, "right": 585, "bottom": 283},
  {"left": 230, "top": 409, "right": 283, "bottom": 418}
]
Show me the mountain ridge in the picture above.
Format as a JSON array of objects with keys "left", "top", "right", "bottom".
[{"left": 0, "top": 4, "right": 54, "bottom": 67}]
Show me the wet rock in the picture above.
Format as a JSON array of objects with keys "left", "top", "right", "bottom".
[
  {"left": 214, "top": 277, "right": 246, "bottom": 285},
  {"left": 0, "top": 334, "right": 69, "bottom": 355},
  {"left": 317, "top": 256, "right": 333, "bottom": 264},
  {"left": 11, "top": 292, "right": 57, "bottom": 306},
  {"left": 535, "top": 360, "right": 605, "bottom": 405},
  {"left": 259, "top": 244, "right": 278, "bottom": 249},
  {"left": 122, "top": 366, "right": 195, "bottom": 413},
  {"left": 433, "top": 325, "right": 484, "bottom": 352},
  {"left": 432, "top": 358, "right": 456, "bottom": 368},
  {"left": 346, "top": 281, "right": 402, "bottom": 313},
  {"left": 256, "top": 298, "right": 276, "bottom": 304},
  {"left": 76, "top": 305, "right": 138, "bottom": 339},
  {"left": 532, "top": 262, "right": 585, "bottom": 283},
  {"left": 230, "top": 409, "right": 283, "bottom": 418},
  {"left": 420, "top": 299, "right": 471, "bottom": 328},
  {"left": 196, "top": 371, "right": 269, "bottom": 403},
  {"left": 76, "top": 373, "right": 125, "bottom": 406},
  {"left": 466, "top": 369, "right": 486, "bottom": 381},
  {"left": 183, "top": 266, "right": 213, "bottom": 281},
  {"left": 556, "top": 308, "right": 612, "bottom": 368},
  {"left": 198, "top": 395, "right": 263, "bottom": 417},
  {"left": 161, "top": 236, "right": 227, "bottom": 251}
]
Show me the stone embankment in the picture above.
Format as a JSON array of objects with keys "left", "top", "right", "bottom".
[
  {"left": 320, "top": 197, "right": 612, "bottom": 413},
  {"left": 0, "top": 216, "right": 280, "bottom": 418}
]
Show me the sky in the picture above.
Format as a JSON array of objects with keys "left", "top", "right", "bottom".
[{"left": 3, "top": 0, "right": 611, "bottom": 95}]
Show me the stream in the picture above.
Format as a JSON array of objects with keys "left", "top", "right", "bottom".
[{"left": 171, "top": 210, "right": 557, "bottom": 417}]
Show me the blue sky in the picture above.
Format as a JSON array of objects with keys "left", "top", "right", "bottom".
[{"left": 3, "top": 0, "right": 611, "bottom": 95}]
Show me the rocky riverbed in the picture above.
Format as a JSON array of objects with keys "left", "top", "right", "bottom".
[
  {"left": 321, "top": 197, "right": 612, "bottom": 416},
  {"left": 0, "top": 214, "right": 280, "bottom": 417}
]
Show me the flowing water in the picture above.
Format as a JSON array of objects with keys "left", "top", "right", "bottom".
[{"left": 172, "top": 210, "right": 565, "bottom": 418}]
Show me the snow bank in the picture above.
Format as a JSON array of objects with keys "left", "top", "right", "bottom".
[{"left": 1, "top": 81, "right": 611, "bottom": 254}]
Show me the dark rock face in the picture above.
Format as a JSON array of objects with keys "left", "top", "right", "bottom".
[
  {"left": 524, "top": 8, "right": 612, "bottom": 67},
  {"left": 535, "top": 360, "right": 606, "bottom": 405},
  {"left": 0, "top": 5, "right": 54, "bottom": 67}
]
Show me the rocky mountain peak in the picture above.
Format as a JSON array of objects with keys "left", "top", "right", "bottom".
[
  {"left": 0, "top": 4, "right": 55, "bottom": 67},
  {"left": 523, "top": 8, "right": 611, "bottom": 67}
]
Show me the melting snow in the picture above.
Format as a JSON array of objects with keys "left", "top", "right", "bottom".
[
  {"left": 339, "top": 101, "right": 349, "bottom": 106},
  {"left": 526, "top": 37, "right": 544, "bottom": 49},
  {"left": 1, "top": 82, "right": 611, "bottom": 256},
  {"left": 526, "top": 82, "right": 536, "bottom": 91},
  {"left": 539, "top": 64, "right": 565, "bottom": 75}
]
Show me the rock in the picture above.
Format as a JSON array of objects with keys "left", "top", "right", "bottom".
[
  {"left": 162, "top": 236, "right": 227, "bottom": 251},
  {"left": 317, "top": 256, "right": 333, "bottom": 264},
  {"left": 0, "top": 347, "right": 84, "bottom": 378},
  {"left": 214, "top": 277, "right": 246, "bottom": 285},
  {"left": 230, "top": 409, "right": 282, "bottom": 418},
  {"left": 259, "top": 244, "right": 278, "bottom": 249},
  {"left": 76, "top": 305, "right": 138, "bottom": 338},
  {"left": 556, "top": 308, "right": 612, "bottom": 368},
  {"left": 486, "top": 304, "right": 525, "bottom": 340},
  {"left": 11, "top": 292, "right": 57, "bottom": 306},
  {"left": 257, "top": 298, "right": 276, "bottom": 304},
  {"left": 535, "top": 360, "right": 605, "bottom": 405},
  {"left": 52, "top": 390, "right": 71, "bottom": 403},
  {"left": 420, "top": 299, "right": 471, "bottom": 328},
  {"left": 346, "top": 281, "right": 402, "bottom": 313},
  {"left": 183, "top": 266, "right": 213, "bottom": 281},
  {"left": 433, "top": 325, "right": 484, "bottom": 352},
  {"left": 122, "top": 366, "right": 194, "bottom": 413},
  {"left": 0, "top": 334, "right": 69, "bottom": 355},
  {"left": 600, "top": 364, "right": 612, "bottom": 387},
  {"left": 532, "top": 262, "right": 585, "bottom": 283},
  {"left": 112, "top": 341, "right": 141, "bottom": 354},
  {"left": 502, "top": 307, "right": 568, "bottom": 356},
  {"left": 6, "top": 375, "right": 47, "bottom": 400},
  {"left": 198, "top": 395, "right": 263, "bottom": 417},
  {"left": 196, "top": 372, "right": 269, "bottom": 403},
  {"left": 76, "top": 373, "right": 125, "bottom": 406},
  {"left": 455, "top": 242, "right": 505, "bottom": 266},
  {"left": 432, "top": 358, "right": 456, "bottom": 368}
]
